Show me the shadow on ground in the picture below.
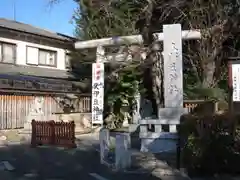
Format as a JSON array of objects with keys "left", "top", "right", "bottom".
[
  {"left": 0, "top": 142, "right": 100, "bottom": 180},
  {"left": 0, "top": 138, "right": 162, "bottom": 180}
]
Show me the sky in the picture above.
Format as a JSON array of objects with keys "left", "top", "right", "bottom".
[{"left": 0, "top": 0, "right": 77, "bottom": 36}]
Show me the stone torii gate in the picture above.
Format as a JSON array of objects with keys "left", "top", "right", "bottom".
[{"left": 74, "top": 24, "right": 201, "bottom": 153}]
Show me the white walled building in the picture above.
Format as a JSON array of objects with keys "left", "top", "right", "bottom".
[
  {"left": 0, "top": 18, "right": 92, "bottom": 130},
  {"left": 0, "top": 18, "right": 92, "bottom": 94},
  {"left": 0, "top": 18, "right": 74, "bottom": 78}
]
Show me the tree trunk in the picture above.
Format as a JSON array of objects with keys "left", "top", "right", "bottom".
[
  {"left": 202, "top": 60, "right": 216, "bottom": 88},
  {"left": 150, "top": 45, "right": 164, "bottom": 109}
]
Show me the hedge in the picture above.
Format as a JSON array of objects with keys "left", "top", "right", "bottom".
[{"left": 180, "top": 113, "right": 240, "bottom": 176}]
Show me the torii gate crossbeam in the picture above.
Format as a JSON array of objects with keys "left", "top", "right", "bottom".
[{"left": 74, "top": 30, "right": 201, "bottom": 49}]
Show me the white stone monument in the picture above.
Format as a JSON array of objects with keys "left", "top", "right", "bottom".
[{"left": 140, "top": 24, "right": 188, "bottom": 153}]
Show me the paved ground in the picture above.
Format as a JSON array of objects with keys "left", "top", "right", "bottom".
[
  {"left": 0, "top": 133, "right": 238, "bottom": 180},
  {"left": 0, "top": 135, "right": 161, "bottom": 180}
]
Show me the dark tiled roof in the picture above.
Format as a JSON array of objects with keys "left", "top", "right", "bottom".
[
  {"left": 0, "top": 18, "right": 76, "bottom": 42},
  {"left": 0, "top": 63, "right": 75, "bottom": 79},
  {"left": 0, "top": 64, "right": 91, "bottom": 93}
]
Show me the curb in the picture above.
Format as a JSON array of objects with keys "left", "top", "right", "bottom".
[
  {"left": 0, "top": 141, "right": 29, "bottom": 148},
  {"left": 102, "top": 159, "right": 115, "bottom": 169},
  {"left": 122, "top": 168, "right": 151, "bottom": 174}
]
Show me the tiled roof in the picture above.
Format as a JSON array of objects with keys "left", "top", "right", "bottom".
[
  {"left": 0, "top": 18, "right": 76, "bottom": 42},
  {"left": 0, "top": 63, "right": 91, "bottom": 92},
  {"left": 0, "top": 63, "right": 74, "bottom": 79}
]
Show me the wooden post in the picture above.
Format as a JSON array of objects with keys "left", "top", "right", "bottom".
[
  {"left": 228, "top": 61, "right": 233, "bottom": 114},
  {"left": 70, "top": 121, "right": 76, "bottom": 148},
  {"left": 31, "top": 119, "right": 36, "bottom": 148},
  {"left": 50, "top": 120, "right": 55, "bottom": 146},
  {"left": 228, "top": 60, "right": 239, "bottom": 138}
]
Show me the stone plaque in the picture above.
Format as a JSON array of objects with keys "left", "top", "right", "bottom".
[{"left": 163, "top": 24, "right": 183, "bottom": 108}]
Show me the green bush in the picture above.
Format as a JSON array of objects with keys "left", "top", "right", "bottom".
[{"left": 180, "top": 113, "right": 240, "bottom": 176}]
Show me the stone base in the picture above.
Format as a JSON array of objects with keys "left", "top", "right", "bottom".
[
  {"left": 24, "top": 114, "right": 47, "bottom": 130},
  {"left": 17, "top": 130, "right": 32, "bottom": 144},
  {"left": 141, "top": 136, "right": 178, "bottom": 153},
  {"left": 122, "top": 119, "right": 129, "bottom": 128},
  {"left": 75, "top": 128, "right": 92, "bottom": 135},
  {"left": 18, "top": 128, "right": 32, "bottom": 135},
  {"left": 128, "top": 124, "right": 140, "bottom": 133},
  {"left": 23, "top": 122, "right": 32, "bottom": 131}
]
